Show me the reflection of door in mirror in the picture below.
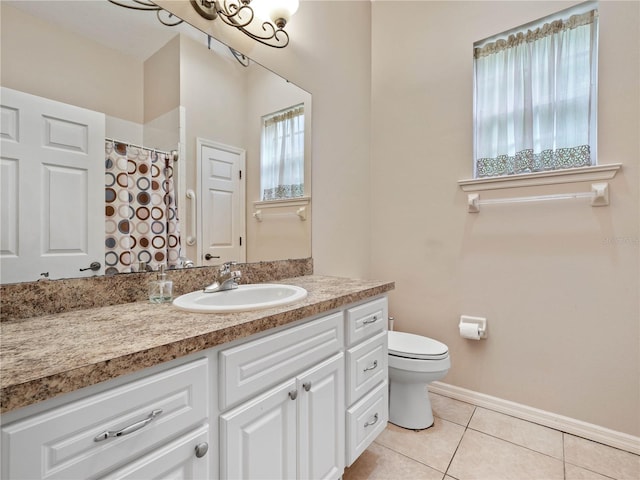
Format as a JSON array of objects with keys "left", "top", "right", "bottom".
[
  {"left": 0, "top": 88, "right": 105, "bottom": 283},
  {"left": 197, "top": 139, "right": 246, "bottom": 266}
]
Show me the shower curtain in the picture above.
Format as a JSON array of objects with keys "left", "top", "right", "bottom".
[{"left": 104, "top": 141, "right": 181, "bottom": 275}]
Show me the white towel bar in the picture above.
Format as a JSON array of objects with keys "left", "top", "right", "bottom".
[
  {"left": 253, "top": 207, "right": 307, "bottom": 222},
  {"left": 468, "top": 182, "right": 609, "bottom": 213}
]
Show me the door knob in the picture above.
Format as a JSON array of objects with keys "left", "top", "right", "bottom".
[
  {"left": 79, "top": 261, "right": 101, "bottom": 272},
  {"left": 204, "top": 254, "right": 220, "bottom": 260}
]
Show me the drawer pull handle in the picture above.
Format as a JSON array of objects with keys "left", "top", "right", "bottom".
[
  {"left": 289, "top": 389, "right": 298, "bottom": 400},
  {"left": 363, "top": 360, "right": 378, "bottom": 372},
  {"left": 94, "top": 409, "right": 163, "bottom": 442},
  {"left": 363, "top": 315, "right": 379, "bottom": 325},
  {"left": 303, "top": 382, "right": 312, "bottom": 392},
  {"left": 364, "top": 413, "right": 379, "bottom": 428},
  {"left": 195, "top": 442, "right": 209, "bottom": 458}
]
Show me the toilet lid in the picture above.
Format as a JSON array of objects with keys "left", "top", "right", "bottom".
[{"left": 388, "top": 331, "right": 449, "bottom": 360}]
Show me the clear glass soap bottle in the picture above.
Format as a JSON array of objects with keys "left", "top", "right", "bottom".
[{"left": 149, "top": 264, "right": 173, "bottom": 303}]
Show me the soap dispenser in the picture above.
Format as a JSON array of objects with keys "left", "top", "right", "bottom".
[{"left": 149, "top": 263, "right": 173, "bottom": 303}]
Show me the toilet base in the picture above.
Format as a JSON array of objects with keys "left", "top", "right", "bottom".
[{"left": 388, "top": 381, "right": 434, "bottom": 430}]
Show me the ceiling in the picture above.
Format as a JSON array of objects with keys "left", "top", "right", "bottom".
[{"left": 4, "top": 0, "right": 217, "bottom": 61}]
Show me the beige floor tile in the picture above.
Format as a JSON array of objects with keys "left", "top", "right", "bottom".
[
  {"left": 565, "top": 463, "right": 615, "bottom": 480},
  {"left": 343, "top": 442, "right": 444, "bottom": 480},
  {"left": 429, "top": 392, "right": 476, "bottom": 426},
  {"left": 564, "top": 434, "right": 640, "bottom": 480},
  {"left": 375, "top": 418, "right": 465, "bottom": 472},
  {"left": 468, "top": 407, "right": 563, "bottom": 459},
  {"left": 447, "top": 429, "right": 564, "bottom": 480}
]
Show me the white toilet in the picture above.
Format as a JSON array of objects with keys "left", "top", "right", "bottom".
[{"left": 388, "top": 331, "right": 451, "bottom": 430}]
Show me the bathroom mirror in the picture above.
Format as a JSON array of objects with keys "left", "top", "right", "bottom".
[{"left": 0, "top": 0, "right": 312, "bottom": 284}]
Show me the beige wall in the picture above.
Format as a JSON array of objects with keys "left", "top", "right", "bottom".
[
  {"left": 371, "top": 1, "right": 639, "bottom": 436},
  {"left": 178, "top": 34, "right": 247, "bottom": 263},
  {"left": 245, "top": 66, "right": 313, "bottom": 261},
  {"left": 157, "top": 0, "right": 373, "bottom": 278},
  {"left": 0, "top": 4, "right": 143, "bottom": 124},
  {"left": 144, "top": 36, "right": 181, "bottom": 124}
]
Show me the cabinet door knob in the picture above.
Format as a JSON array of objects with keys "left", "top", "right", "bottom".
[
  {"left": 195, "top": 442, "right": 209, "bottom": 458},
  {"left": 303, "top": 382, "right": 312, "bottom": 392},
  {"left": 364, "top": 413, "right": 379, "bottom": 428},
  {"left": 363, "top": 360, "right": 378, "bottom": 372},
  {"left": 288, "top": 389, "right": 298, "bottom": 400}
]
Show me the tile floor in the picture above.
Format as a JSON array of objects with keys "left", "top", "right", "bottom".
[{"left": 343, "top": 391, "right": 640, "bottom": 480}]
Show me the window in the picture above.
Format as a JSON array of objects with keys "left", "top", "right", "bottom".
[
  {"left": 260, "top": 104, "right": 305, "bottom": 201},
  {"left": 473, "top": 3, "right": 598, "bottom": 178}
]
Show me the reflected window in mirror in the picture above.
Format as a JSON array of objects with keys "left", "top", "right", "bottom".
[
  {"left": 260, "top": 104, "right": 305, "bottom": 201},
  {"left": 473, "top": 1, "right": 598, "bottom": 179}
]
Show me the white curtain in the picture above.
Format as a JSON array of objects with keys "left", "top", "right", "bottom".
[
  {"left": 261, "top": 105, "right": 304, "bottom": 200},
  {"left": 474, "top": 10, "right": 598, "bottom": 177}
]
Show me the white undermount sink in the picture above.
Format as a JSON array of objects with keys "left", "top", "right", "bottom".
[{"left": 172, "top": 284, "right": 308, "bottom": 313}]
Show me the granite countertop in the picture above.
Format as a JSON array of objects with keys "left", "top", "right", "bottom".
[{"left": 0, "top": 275, "right": 394, "bottom": 414}]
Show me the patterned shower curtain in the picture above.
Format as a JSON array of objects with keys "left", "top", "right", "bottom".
[{"left": 104, "top": 141, "right": 181, "bottom": 275}]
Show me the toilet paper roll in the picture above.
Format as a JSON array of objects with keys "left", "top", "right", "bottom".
[{"left": 459, "top": 323, "right": 481, "bottom": 340}]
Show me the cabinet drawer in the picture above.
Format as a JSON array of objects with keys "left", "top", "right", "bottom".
[
  {"left": 346, "top": 380, "right": 388, "bottom": 466},
  {"left": 345, "top": 297, "right": 388, "bottom": 346},
  {"left": 100, "top": 426, "right": 209, "bottom": 479},
  {"left": 219, "top": 311, "right": 343, "bottom": 409},
  {"left": 1, "top": 358, "right": 208, "bottom": 480},
  {"left": 346, "top": 331, "right": 387, "bottom": 405}
]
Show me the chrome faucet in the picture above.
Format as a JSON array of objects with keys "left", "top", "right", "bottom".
[{"left": 204, "top": 262, "right": 241, "bottom": 293}]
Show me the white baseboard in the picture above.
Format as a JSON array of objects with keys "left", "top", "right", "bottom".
[{"left": 429, "top": 381, "right": 640, "bottom": 456}]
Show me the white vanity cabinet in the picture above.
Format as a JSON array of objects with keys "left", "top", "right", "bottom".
[
  {"left": 344, "top": 297, "right": 389, "bottom": 465},
  {"left": 1, "top": 359, "right": 210, "bottom": 479},
  {"left": 1, "top": 294, "right": 389, "bottom": 480},
  {"left": 219, "top": 312, "right": 345, "bottom": 480}
]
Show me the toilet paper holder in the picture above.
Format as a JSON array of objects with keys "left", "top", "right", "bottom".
[{"left": 459, "top": 315, "right": 488, "bottom": 339}]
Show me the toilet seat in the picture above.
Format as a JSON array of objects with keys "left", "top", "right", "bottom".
[{"left": 388, "top": 331, "right": 449, "bottom": 360}]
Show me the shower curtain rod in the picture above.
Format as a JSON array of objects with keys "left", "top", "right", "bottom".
[{"left": 105, "top": 137, "right": 178, "bottom": 160}]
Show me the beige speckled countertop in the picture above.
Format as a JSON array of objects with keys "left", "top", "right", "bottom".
[{"left": 1, "top": 275, "right": 394, "bottom": 414}]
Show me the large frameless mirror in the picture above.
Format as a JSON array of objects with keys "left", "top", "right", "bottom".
[{"left": 0, "top": 0, "right": 312, "bottom": 284}]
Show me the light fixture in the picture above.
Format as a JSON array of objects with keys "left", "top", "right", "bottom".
[
  {"left": 107, "top": 0, "right": 184, "bottom": 26},
  {"left": 189, "top": 0, "right": 298, "bottom": 48}
]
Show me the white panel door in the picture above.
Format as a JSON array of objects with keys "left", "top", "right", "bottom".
[
  {"left": 198, "top": 139, "right": 245, "bottom": 266},
  {"left": 220, "top": 379, "right": 297, "bottom": 480},
  {"left": 297, "top": 353, "right": 345, "bottom": 480},
  {"left": 0, "top": 87, "right": 105, "bottom": 283}
]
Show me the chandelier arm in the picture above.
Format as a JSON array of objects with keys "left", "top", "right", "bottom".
[
  {"left": 107, "top": 0, "right": 161, "bottom": 11},
  {"left": 236, "top": 23, "right": 290, "bottom": 48},
  {"left": 229, "top": 47, "right": 251, "bottom": 67},
  {"left": 214, "top": 2, "right": 254, "bottom": 29},
  {"left": 156, "top": 10, "right": 184, "bottom": 27}
]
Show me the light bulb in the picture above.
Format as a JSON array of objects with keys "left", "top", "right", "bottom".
[{"left": 252, "top": 0, "right": 299, "bottom": 28}]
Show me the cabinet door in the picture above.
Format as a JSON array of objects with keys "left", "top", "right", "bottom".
[
  {"left": 220, "top": 379, "right": 297, "bottom": 480},
  {"left": 297, "top": 353, "right": 345, "bottom": 480},
  {"left": 99, "top": 427, "right": 209, "bottom": 480}
]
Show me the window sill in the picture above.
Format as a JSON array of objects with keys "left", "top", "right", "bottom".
[
  {"left": 458, "top": 164, "right": 622, "bottom": 192},
  {"left": 253, "top": 196, "right": 311, "bottom": 209}
]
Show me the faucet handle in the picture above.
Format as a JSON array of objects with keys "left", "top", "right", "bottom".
[{"left": 218, "top": 261, "right": 237, "bottom": 274}]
